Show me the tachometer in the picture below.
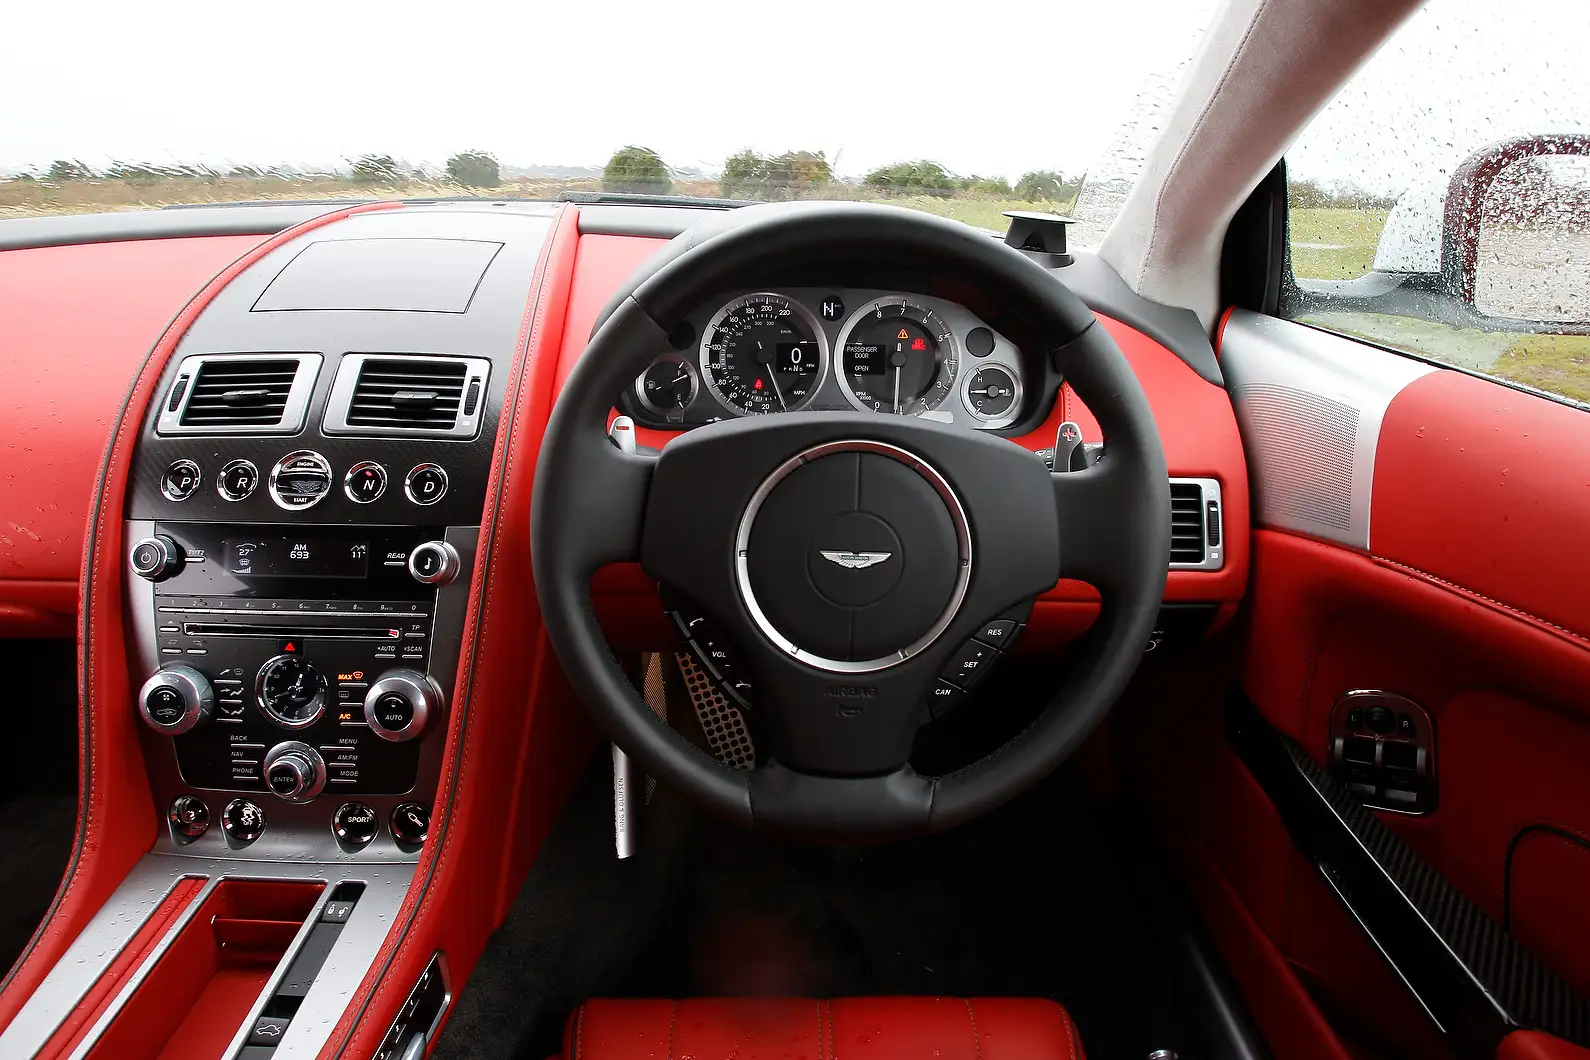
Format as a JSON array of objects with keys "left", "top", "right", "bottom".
[
  {"left": 835, "top": 297, "right": 958, "bottom": 415},
  {"left": 699, "top": 293, "right": 827, "bottom": 416}
]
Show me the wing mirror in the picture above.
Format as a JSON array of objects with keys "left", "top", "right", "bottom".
[{"left": 1374, "top": 133, "right": 1590, "bottom": 329}]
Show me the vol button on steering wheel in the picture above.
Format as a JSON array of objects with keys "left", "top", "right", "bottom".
[{"left": 531, "top": 201, "right": 1169, "bottom": 839}]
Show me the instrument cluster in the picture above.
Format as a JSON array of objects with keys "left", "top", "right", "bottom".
[{"left": 623, "top": 288, "right": 1029, "bottom": 431}]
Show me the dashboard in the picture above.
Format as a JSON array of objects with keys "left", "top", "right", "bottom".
[{"left": 619, "top": 288, "right": 1037, "bottom": 432}]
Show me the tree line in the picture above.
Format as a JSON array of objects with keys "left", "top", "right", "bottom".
[{"left": 19, "top": 147, "right": 1082, "bottom": 204}]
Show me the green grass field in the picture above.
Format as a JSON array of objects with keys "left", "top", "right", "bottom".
[{"left": 1289, "top": 207, "right": 1388, "bottom": 280}]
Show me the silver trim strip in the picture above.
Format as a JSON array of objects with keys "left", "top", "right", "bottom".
[
  {"left": 322, "top": 353, "right": 492, "bottom": 439},
  {"left": 1220, "top": 310, "right": 1436, "bottom": 551},
  {"left": 0, "top": 855, "right": 416, "bottom": 1060},
  {"left": 733, "top": 439, "right": 972, "bottom": 674},
  {"left": 155, "top": 353, "right": 322, "bottom": 436}
]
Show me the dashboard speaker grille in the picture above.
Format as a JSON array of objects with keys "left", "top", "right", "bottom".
[
  {"left": 178, "top": 358, "right": 299, "bottom": 428},
  {"left": 1234, "top": 382, "right": 1358, "bottom": 534},
  {"left": 345, "top": 357, "right": 469, "bottom": 430}
]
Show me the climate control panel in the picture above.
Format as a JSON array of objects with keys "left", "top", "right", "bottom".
[{"left": 133, "top": 522, "right": 461, "bottom": 803}]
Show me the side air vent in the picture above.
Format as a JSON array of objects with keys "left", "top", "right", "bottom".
[
  {"left": 1168, "top": 477, "right": 1225, "bottom": 571},
  {"left": 156, "top": 354, "right": 321, "bottom": 436},
  {"left": 322, "top": 354, "right": 491, "bottom": 438}
]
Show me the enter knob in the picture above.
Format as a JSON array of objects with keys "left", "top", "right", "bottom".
[
  {"left": 262, "top": 742, "right": 326, "bottom": 803},
  {"left": 363, "top": 669, "right": 444, "bottom": 742}
]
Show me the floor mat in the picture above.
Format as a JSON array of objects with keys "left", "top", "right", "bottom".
[
  {"left": 0, "top": 793, "right": 75, "bottom": 975},
  {"left": 435, "top": 755, "right": 1208, "bottom": 1060}
]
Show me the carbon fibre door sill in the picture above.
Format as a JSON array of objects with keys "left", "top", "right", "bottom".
[{"left": 1224, "top": 692, "right": 1590, "bottom": 1059}]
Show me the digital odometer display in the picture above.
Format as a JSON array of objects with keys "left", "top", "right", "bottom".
[
  {"left": 223, "top": 537, "right": 370, "bottom": 579},
  {"left": 699, "top": 293, "right": 826, "bottom": 415},
  {"left": 837, "top": 297, "right": 958, "bottom": 415}
]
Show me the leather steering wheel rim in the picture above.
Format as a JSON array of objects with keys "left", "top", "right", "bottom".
[{"left": 531, "top": 201, "right": 1169, "bottom": 839}]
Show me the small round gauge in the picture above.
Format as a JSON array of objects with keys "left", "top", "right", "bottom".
[
  {"left": 699, "top": 293, "right": 828, "bottom": 416},
  {"left": 635, "top": 354, "right": 698, "bottom": 414},
  {"left": 964, "top": 364, "right": 1021, "bottom": 420},
  {"left": 835, "top": 298, "right": 959, "bottom": 415}
]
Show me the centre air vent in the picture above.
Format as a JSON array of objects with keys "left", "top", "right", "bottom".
[
  {"left": 1169, "top": 478, "right": 1225, "bottom": 571},
  {"left": 323, "top": 354, "right": 491, "bottom": 438},
  {"left": 156, "top": 354, "right": 322, "bottom": 436}
]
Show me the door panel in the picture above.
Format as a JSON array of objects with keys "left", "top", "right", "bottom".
[{"left": 1158, "top": 312, "right": 1590, "bottom": 1057}]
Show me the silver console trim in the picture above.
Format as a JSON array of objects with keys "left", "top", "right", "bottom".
[
  {"left": 1220, "top": 310, "right": 1435, "bottom": 550},
  {"left": 154, "top": 352, "right": 322, "bottom": 436},
  {"left": 0, "top": 854, "right": 417, "bottom": 1060}
]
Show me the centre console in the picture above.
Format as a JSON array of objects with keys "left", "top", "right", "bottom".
[
  {"left": 128, "top": 521, "right": 473, "bottom": 856},
  {"left": 0, "top": 203, "right": 555, "bottom": 1060}
]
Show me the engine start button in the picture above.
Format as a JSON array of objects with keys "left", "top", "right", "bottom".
[{"left": 268, "top": 450, "right": 333, "bottom": 511}]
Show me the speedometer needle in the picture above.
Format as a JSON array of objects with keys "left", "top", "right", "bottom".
[{"left": 757, "top": 341, "right": 788, "bottom": 410}]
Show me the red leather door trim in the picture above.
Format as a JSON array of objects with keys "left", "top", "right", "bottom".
[
  {"left": 0, "top": 203, "right": 396, "bottom": 1036},
  {"left": 0, "top": 235, "right": 269, "bottom": 633},
  {"left": 1498, "top": 1031, "right": 1590, "bottom": 1060},
  {"left": 1373, "top": 369, "right": 1590, "bottom": 643}
]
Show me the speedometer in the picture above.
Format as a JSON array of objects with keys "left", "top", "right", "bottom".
[
  {"left": 699, "top": 293, "right": 827, "bottom": 415},
  {"left": 835, "top": 297, "right": 958, "bottom": 415}
]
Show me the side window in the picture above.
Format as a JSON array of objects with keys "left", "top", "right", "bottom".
[{"left": 1280, "top": 0, "right": 1590, "bottom": 409}]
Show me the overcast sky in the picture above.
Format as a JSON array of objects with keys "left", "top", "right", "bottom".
[{"left": 1, "top": 0, "right": 1584, "bottom": 191}]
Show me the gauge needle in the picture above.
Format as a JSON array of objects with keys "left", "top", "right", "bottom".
[
  {"left": 757, "top": 341, "right": 788, "bottom": 410},
  {"left": 890, "top": 345, "right": 907, "bottom": 414}
]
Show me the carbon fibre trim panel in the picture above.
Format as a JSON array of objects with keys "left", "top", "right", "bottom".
[{"left": 1227, "top": 692, "right": 1590, "bottom": 1053}]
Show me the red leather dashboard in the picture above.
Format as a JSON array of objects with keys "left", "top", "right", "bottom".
[{"left": 0, "top": 235, "right": 269, "bottom": 636}]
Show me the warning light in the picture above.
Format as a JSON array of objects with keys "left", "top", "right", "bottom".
[
  {"left": 897, "top": 328, "right": 910, "bottom": 340},
  {"left": 282, "top": 641, "right": 297, "bottom": 653},
  {"left": 754, "top": 378, "right": 764, "bottom": 389},
  {"left": 911, "top": 338, "right": 928, "bottom": 351}
]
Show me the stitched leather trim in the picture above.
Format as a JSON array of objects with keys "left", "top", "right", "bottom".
[{"left": 1372, "top": 556, "right": 1590, "bottom": 650}]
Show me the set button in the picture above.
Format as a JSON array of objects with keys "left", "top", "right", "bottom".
[{"left": 929, "top": 614, "right": 1025, "bottom": 718}]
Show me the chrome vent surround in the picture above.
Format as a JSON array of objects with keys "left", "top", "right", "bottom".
[
  {"left": 1168, "top": 477, "right": 1225, "bottom": 571},
  {"left": 156, "top": 354, "right": 321, "bottom": 436},
  {"left": 322, "top": 353, "right": 491, "bottom": 438}
]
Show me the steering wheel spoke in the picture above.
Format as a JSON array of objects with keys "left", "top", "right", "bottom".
[{"left": 1052, "top": 459, "right": 1165, "bottom": 593}]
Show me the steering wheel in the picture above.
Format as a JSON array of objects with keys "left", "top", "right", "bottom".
[{"left": 531, "top": 202, "right": 1169, "bottom": 839}]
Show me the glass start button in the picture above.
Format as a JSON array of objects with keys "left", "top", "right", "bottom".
[{"left": 268, "top": 450, "right": 333, "bottom": 511}]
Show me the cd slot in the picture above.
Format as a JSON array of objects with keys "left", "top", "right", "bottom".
[{"left": 181, "top": 623, "right": 400, "bottom": 641}]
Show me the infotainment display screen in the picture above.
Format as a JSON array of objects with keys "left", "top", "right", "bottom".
[{"left": 222, "top": 537, "right": 370, "bottom": 579}]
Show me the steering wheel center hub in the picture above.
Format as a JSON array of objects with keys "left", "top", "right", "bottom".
[{"left": 737, "top": 440, "right": 971, "bottom": 672}]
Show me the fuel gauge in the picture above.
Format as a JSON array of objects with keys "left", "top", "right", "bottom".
[{"left": 636, "top": 355, "right": 699, "bottom": 415}]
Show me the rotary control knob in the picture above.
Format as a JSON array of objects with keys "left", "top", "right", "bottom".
[
  {"left": 137, "top": 666, "right": 215, "bottom": 734},
  {"left": 130, "top": 535, "right": 184, "bottom": 582},
  {"left": 407, "top": 541, "right": 461, "bottom": 586},
  {"left": 262, "top": 741, "right": 327, "bottom": 803},
  {"left": 256, "top": 654, "right": 328, "bottom": 729},
  {"left": 363, "top": 669, "right": 444, "bottom": 742}
]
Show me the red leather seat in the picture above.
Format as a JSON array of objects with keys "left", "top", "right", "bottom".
[{"left": 564, "top": 997, "right": 1085, "bottom": 1060}]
